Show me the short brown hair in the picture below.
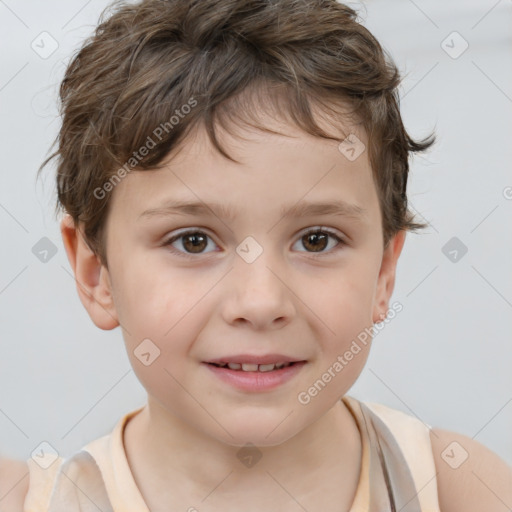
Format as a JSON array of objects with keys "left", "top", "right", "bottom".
[{"left": 40, "top": 0, "right": 435, "bottom": 268}]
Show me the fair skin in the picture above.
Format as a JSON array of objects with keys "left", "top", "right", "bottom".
[
  {"left": 60, "top": 111, "right": 512, "bottom": 512},
  {"left": 0, "top": 457, "right": 29, "bottom": 512},
  {"left": 430, "top": 430, "right": 512, "bottom": 512}
]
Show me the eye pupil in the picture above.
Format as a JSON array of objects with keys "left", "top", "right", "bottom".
[
  {"left": 304, "top": 232, "right": 328, "bottom": 252},
  {"left": 184, "top": 233, "right": 207, "bottom": 253}
]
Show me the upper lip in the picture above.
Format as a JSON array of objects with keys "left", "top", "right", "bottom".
[{"left": 205, "top": 354, "right": 306, "bottom": 365}]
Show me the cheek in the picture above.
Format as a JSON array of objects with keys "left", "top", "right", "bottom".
[
  {"left": 321, "top": 265, "right": 378, "bottom": 326},
  {"left": 113, "top": 260, "right": 199, "bottom": 336},
  {"left": 117, "top": 272, "right": 215, "bottom": 384}
]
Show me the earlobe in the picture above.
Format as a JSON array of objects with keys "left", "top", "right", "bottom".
[
  {"left": 372, "top": 230, "right": 406, "bottom": 323},
  {"left": 60, "top": 214, "right": 119, "bottom": 330}
]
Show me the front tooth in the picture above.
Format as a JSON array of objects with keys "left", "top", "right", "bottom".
[
  {"left": 228, "top": 363, "right": 242, "bottom": 370},
  {"left": 258, "top": 363, "right": 276, "bottom": 372},
  {"left": 241, "top": 363, "right": 259, "bottom": 371}
]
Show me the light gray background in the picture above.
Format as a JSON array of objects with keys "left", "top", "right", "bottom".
[{"left": 1, "top": 0, "right": 511, "bottom": 470}]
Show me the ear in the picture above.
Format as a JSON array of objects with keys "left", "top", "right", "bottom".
[
  {"left": 60, "top": 214, "right": 119, "bottom": 330},
  {"left": 372, "top": 230, "right": 406, "bottom": 323}
]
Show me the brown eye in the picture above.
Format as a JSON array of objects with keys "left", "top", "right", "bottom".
[
  {"left": 164, "top": 230, "right": 217, "bottom": 257},
  {"left": 302, "top": 232, "right": 329, "bottom": 252},
  {"left": 293, "top": 228, "right": 345, "bottom": 255},
  {"left": 181, "top": 232, "right": 208, "bottom": 253},
  {"left": 164, "top": 227, "right": 345, "bottom": 259}
]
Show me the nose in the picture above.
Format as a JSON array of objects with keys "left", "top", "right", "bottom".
[{"left": 220, "top": 247, "right": 296, "bottom": 331}]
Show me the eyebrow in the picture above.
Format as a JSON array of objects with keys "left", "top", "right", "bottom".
[{"left": 138, "top": 199, "right": 367, "bottom": 222}]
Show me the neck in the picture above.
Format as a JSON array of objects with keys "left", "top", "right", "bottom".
[{"left": 124, "top": 397, "right": 362, "bottom": 511}]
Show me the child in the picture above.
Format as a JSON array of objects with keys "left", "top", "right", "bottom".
[{"left": 23, "top": 0, "right": 512, "bottom": 510}]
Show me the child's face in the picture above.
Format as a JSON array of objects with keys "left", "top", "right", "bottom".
[{"left": 64, "top": 111, "right": 404, "bottom": 447}]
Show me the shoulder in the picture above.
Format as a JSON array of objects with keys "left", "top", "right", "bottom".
[
  {"left": 0, "top": 457, "right": 29, "bottom": 512},
  {"left": 430, "top": 428, "right": 512, "bottom": 512}
]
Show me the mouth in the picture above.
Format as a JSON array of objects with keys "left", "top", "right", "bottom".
[
  {"left": 207, "top": 361, "right": 301, "bottom": 372},
  {"left": 203, "top": 358, "right": 307, "bottom": 392}
]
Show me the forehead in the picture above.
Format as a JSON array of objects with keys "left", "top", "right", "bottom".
[{"left": 106, "top": 108, "right": 379, "bottom": 228}]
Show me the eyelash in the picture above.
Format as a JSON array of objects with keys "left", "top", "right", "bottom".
[{"left": 162, "top": 227, "right": 346, "bottom": 260}]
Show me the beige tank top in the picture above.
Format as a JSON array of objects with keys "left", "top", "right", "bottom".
[{"left": 23, "top": 395, "right": 441, "bottom": 511}]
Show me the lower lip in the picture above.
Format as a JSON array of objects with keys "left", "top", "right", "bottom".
[{"left": 203, "top": 362, "right": 306, "bottom": 392}]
